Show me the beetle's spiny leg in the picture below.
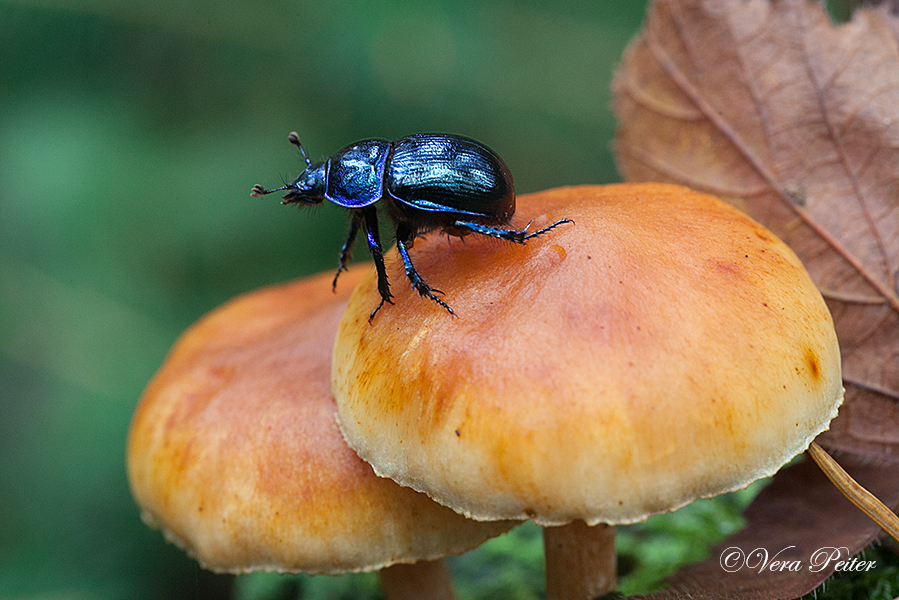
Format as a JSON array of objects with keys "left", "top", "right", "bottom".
[
  {"left": 450, "top": 220, "right": 528, "bottom": 244},
  {"left": 334, "top": 214, "right": 362, "bottom": 291},
  {"left": 362, "top": 207, "right": 393, "bottom": 322},
  {"left": 369, "top": 298, "right": 387, "bottom": 322},
  {"left": 522, "top": 218, "right": 573, "bottom": 240},
  {"left": 451, "top": 218, "right": 573, "bottom": 244},
  {"left": 396, "top": 238, "right": 454, "bottom": 316}
]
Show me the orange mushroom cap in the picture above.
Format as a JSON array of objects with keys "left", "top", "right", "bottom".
[
  {"left": 127, "top": 267, "right": 512, "bottom": 574},
  {"left": 332, "top": 184, "right": 844, "bottom": 526}
]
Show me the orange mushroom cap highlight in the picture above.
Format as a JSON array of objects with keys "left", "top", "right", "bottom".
[
  {"left": 332, "top": 184, "right": 844, "bottom": 527},
  {"left": 126, "top": 266, "right": 512, "bottom": 577}
]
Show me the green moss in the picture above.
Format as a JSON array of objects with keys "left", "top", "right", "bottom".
[{"left": 802, "top": 544, "right": 899, "bottom": 600}]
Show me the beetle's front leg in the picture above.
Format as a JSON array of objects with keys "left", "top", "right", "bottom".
[
  {"left": 334, "top": 213, "right": 362, "bottom": 290},
  {"left": 451, "top": 218, "right": 572, "bottom": 244},
  {"left": 361, "top": 207, "right": 394, "bottom": 321},
  {"left": 395, "top": 223, "right": 454, "bottom": 316}
]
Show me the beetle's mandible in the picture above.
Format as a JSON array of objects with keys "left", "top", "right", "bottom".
[{"left": 251, "top": 132, "right": 571, "bottom": 321}]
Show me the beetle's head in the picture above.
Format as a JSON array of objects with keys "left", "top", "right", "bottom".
[
  {"left": 251, "top": 131, "right": 327, "bottom": 205},
  {"left": 281, "top": 162, "right": 326, "bottom": 205},
  {"left": 250, "top": 162, "right": 326, "bottom": 205}
]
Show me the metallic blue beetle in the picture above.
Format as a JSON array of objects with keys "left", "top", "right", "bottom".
[{"left": 252, "top": 132, "right": 570, "bottom": 320}]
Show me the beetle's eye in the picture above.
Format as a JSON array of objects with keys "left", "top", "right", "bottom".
[{"left": 293, "top": 163, "right": 325, "bottom": 193}]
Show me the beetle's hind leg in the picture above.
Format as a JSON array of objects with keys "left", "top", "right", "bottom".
[
  {"left": 451, "top": 218, "right": 572, "bottom": 244},
  {"left": 521, "top": 218, "right": 573, "bottom": 240}
]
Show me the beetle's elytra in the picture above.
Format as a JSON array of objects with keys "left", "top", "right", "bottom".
[{"left": 251, "top": 132, "right": 571, "bottom": 321}]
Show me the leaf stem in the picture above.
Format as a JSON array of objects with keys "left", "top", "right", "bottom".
[{"left": 808, "top": 442, "right": 899, "bottom": 544}]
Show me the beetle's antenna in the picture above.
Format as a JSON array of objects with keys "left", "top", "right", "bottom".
[
  {"left": 287, "top": 132, "right": 312, "bottom": 166},
  {"left": 250, "top": 183, "right": 291, "bottom": 197}
]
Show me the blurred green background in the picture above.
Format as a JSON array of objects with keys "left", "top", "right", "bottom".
[{"left": 0, "top": 1, "right": 880, "bottom": 599}]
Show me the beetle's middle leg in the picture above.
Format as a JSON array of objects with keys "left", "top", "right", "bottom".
[
  {"left": 395, "top": 223, "right": 454, "bottom": 316},
  {"left": 334, "top": 212, "right": 362, "bottom": 290},
  {"left": 451, "top": 218, "right": 572, "bottom": 244}
]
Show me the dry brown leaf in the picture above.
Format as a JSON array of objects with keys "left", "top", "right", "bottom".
[
  {"left": 632, "top": 457, "right": 899, "bottom": 600},
  {"left": 613, "top": 0, "right": 899, "bottom": 461},
  {"left": 613, "top": 0, "right": 899, "bottom": 597}
]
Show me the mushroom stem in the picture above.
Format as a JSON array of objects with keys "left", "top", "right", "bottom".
[
  {"left": 378, "top": 558, "right": 458, "bottom": 600},
  {"left": 544, "top": 521, "right": 616, "bottom": 600},
  {"left": 808, "top": 442, "right": 899, "bottom": 544}
]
